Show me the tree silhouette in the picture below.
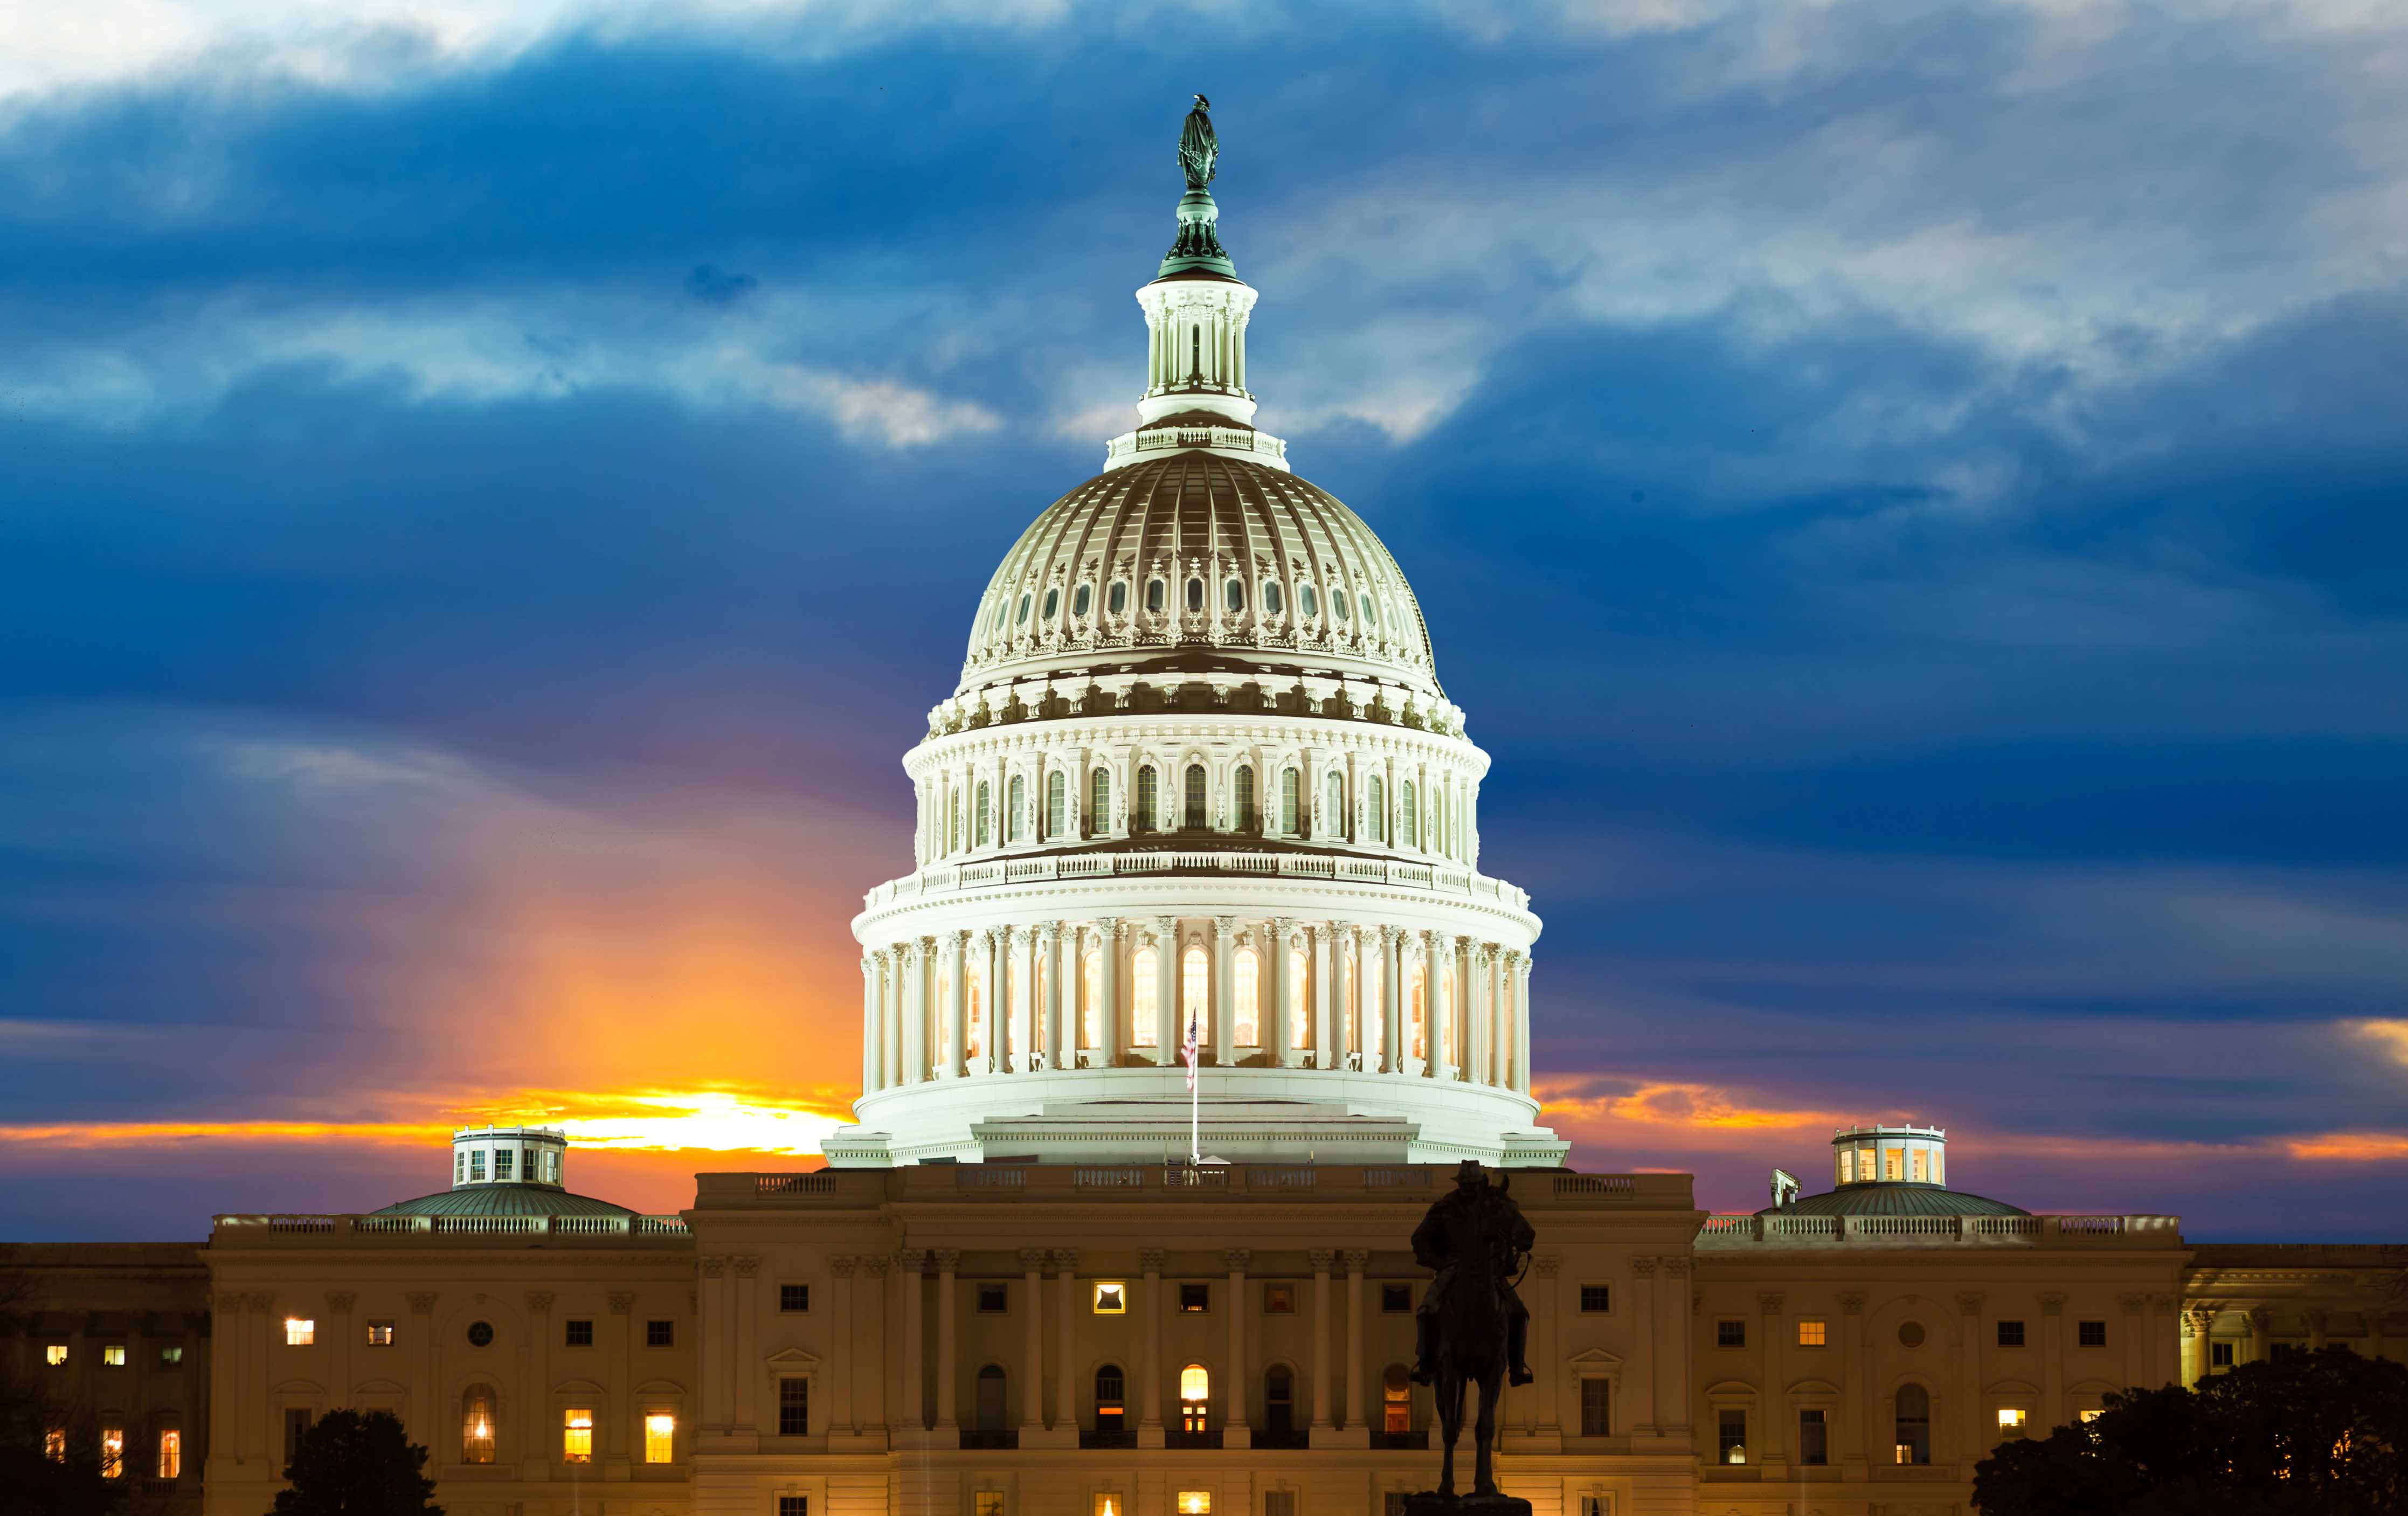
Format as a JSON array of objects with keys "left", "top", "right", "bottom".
[
  {"left": 270, "top": 1409, "right": 443, "bottom": 1516},
  {"left": 1974, "top": 1345, "right": 2408, "bottom": 1516}
]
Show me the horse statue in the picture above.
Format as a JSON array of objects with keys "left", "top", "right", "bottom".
[{"left": 1408, "top": 1160, "right": 1537, "bottom": 1513}]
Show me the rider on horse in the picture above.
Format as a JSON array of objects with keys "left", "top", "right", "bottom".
[{"left": 1410, "top": 1159, "right": 1537, "bottom": 1387}]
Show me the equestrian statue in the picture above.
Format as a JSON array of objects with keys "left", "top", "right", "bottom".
[{"left": 1407, "top": 1159, "right": 1537, "bottom": 1514}]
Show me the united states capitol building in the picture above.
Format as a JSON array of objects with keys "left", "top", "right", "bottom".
[{"left": 11, "top": 108, "right": 2404, "bottom": 1516}]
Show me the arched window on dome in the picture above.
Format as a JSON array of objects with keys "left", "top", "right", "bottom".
[
  {"left": 1299, "top": 583, "right": 1318, "bottom": 618},
  {"left": 1184, "top": 765, "right": 1207, "bottom": 831},
  {"left": 1280, "top": 768, "right": 1300, "bottom": 835},
  {"left": 1072, "top": 583, "right": 1091, "bottom": 619},
  {"left": 1046, "top": 771, "right": 1067, "bottom": 840},
  {"left": 1333, "top": 588, "right": 1350, "bottom": 622},
  {"left": 1368, "top": 775, "right": 1386, "bottom": 844},
  {"left": 1263, "top": 580, "right": 1283, "bottom": 617},
  {"left": 1181, "top": 946, "right": 1209, "bottom": 1050},
  {"left": 1233, "top": 947, "right": 1260, "bottom": 1048},
  {"left": 1147, "top": 578, "right": 1166, "bottom": 615},
  {"left": 1186, "top": 577, "right": 1205, "bottom": 614},
  {"left": 1008, "top": 776, "right": 1027, "bottom": 843},
  {"left": 1325, "top": 772, "right": 1346, "bottom": 841},
  {"left": 1400, "top": 782, "right": 1418, "bottom": 848},
  {"left": 1224, "top": 578, "right": 1245, "bottom": 614},
  {"left": 1132, "top": 946, "right": 1160, "bottom": 1047},
  {"left": 1134, "top": 766, "right": 1158, "bottom": 834},
  {"left": 1233, "top": 765, "right": 1256, "bottom": 834},
  {"left": 1290, "top": 942, "right": 1310, "bottom": 1049},
  {"left": 1042, "top": 587, "right": 1060, "bottom": 622},
  {"left": 1081, "top": 948, "right": 1102, "bottom": 1053},
  {"left": 1016, "top": 592, "right": 1032, "bottom": 626},
  {"left": 1408, "top": 961, "right": 1427, "bottom": 1063},
  {"left": 975, "top": 783, "right": 992, "bottom": 848},
  {"left": 1089, "top": 769, "right": 1110, "bottom": 837},
  {"left": 1360, "top": 592, "right": 1376, "bottom": 628}
]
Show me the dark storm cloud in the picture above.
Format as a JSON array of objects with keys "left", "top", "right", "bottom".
[{"left": 1, "top": 0, "right": 2405, "bottom": 1236}]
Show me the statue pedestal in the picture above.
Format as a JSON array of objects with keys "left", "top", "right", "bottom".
[{"left": 1404, "top": 1496, "right": 1532, "bottom": 1516}]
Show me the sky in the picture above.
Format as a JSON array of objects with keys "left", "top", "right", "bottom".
[{"left": 2, "top": 0, "right": 2405, "bottom": 1241}]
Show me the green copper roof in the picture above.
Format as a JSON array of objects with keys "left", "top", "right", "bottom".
[
  {"left": 1757, "top": 1181, "right": 2029, "bottom": 1219},
  {"left": 371, "top": 1184, "right": 638, "bottom": 1218}
]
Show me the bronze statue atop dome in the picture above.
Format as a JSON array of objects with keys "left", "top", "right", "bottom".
[{"left": 1179, "top": 94, "right": 1217, "bottom": 189}]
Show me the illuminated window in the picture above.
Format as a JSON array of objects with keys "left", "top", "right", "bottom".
[
  {"left": 1177, "top": 1494, "right": 1211, "bottom": 1516},
  {"left": 1263, "top": 1283, "right": 1295, "bottom": 1314},
  {"left": 643, "top": 1413, "right": 675, "bottom": 1464},
  {"left": 1095, "top": 1496, "right": 1124, "bottom": 1516},
  {"left": 1234, "top": 765, "right": 1255, "bottom": 830},
  {"left": 1082, "top": 949, "right": 1102, "bottom": 1050},
  {"left": 2078, "top": 1409, "right": 2103, "bottom": 1423},
  {"left": 1132, "top": 947, "right": 1159, "bottom": 1046},
  {"left": 976, "top": 1492, "right": 1006, "bottom": 1516},
  {"left": 157, "top": 1429, "right": 182, "bottom": 1480},
  {"left": 1839, "top": 1150, "right": 1855, "bottom": 1183},
  {"left": 1184, "top": 764, "right": 1207, "bottom": 829},
  {"left": 461, "top": 1386, "right": 496, "bottom": 1463},
  {"left": 1407, "top": 963, "right": 1426, "bottom": 1060},
  {"left": 1180, "top": 1283, "right": 1210, "bottom": 1313},
  {"left": 368, "top": 1320, "right": 394, "bottom": 1346},
  {"left": 1181, "top": 946, "right": 1208, "bottom": 1047},
  {"left": 45, "top": 1426, "right": 64, "bottom": 1462},
  {"left": 1234, "top": 947, "right": 1260, "bottom": 1046},
  {"left": 1089, "top": 769, "right": 1110, "bottom": 834},
  {"left": 102, "top": 1344, "right": 126, "bottom": 1367},
  {"left": 285, "top": 1318, "right": 315, "bottom": 1346},
  {"left": 101, "top": 1427, "right": 123, "bottom": 1479},
  {"left": 1997, "top": 1408, "right": 2028, "bottom": 1437},
  {"left": 1894, "top": 1383, "right": 1931, "bottom": 1464},
  {"left": 563, "top": 1408, "right": 593, "bottom": 1463},
  {"left": 1290, "top": 945, "right": 1309, "bottom": 1048},
  {"left": 1047, "top": 771, "right": 1067, "bottom": 839},
  {"left": 1883, "top": 1148, "right": 1902, "bottom": 1181},
  {"left": 1382, "top": 1364, "right": 1410, "bottom": 1434},
  {"left": 965, "top": 961, "right": 987, "bottom": 1059},
  {"left": 1910, "top": 1149, "right": 1927, "bottom": 1182},
  {"left": 159, "top": 1345, "right": 183, "bottom": 1367},
  {"left": 1797, "top": 1320, "right": 1827, "bottom": 1347},
  {"left": 779, "top": 1376, "right": 808, "bottom": 1436},
  {"left": 1717, "top": 1409, "right": 1746, "bottom": 1464},
  {"left": 1092, "top": 1282, "right": 1127, "bottom": 1314},
  {"left": 1095, "top": 1364, "right": 1125, "bottom": 1430},
  {"left": 1179, "top": 1363, "right": 1210, "bottom": 1432}
]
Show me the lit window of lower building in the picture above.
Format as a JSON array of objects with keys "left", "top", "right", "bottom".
[
  {"left": 45, "top": 1426, "right": 65, "bottom": 1462},
  {"left": 159, "top": 1344, "right": 184, "bottom": 1367},
  {"left": 285, "top": 1318, "right": 315, "bottom": 1346},
  {"left": 1093, "top": 1496, "right": 1124, "bottom": 1516},
  {"left": 101, "top": 1427, "right": 123, "bottom": 1479},
  {"left": 102, "top": 1344, "right": 126, "bottom": 1367},
  {"left": 2079, "top": 1408, "right": 2104, "bottom": 1423},
  {"left": 1717, "top": 1408, "right": 1747, "bottom": 1464},
  {"left": 1092, "top": 1282, "right": 1126, "bottom": 1314},
  {"left": 1998, "top": 1407, "right": 2029, "bottom": 1437},
  {"left": 460, "top": 1388, "right": 496, "bottom": 1464},
  {"left": 45, "top": 1345, "right": 67, "bottom": 1366},
  {"left": 643, "top": 1412, "right": 675, "bottom": 1463},
  {"left": 367, "top": 1321, "right": 394, "bottom": 1347},
  {"left": 563, "top": 1409, "right": 592, "bottom": 1463},
  {"left": 1177, "top": 1494, "right": 1211, "bottom": 1515},
  {"left": 974, "top": 1491, "right": 1005, "bottom": 1516},
  {"left": 1179, "top": 1364, "right": 1211, "bottom": 1433},
  {"left": 157, "top": 1429, "right": 182, "bottom": 1480},
  {"left": 1797, "top": 1320, "right": 1826, "bottom": 1347},
  {"left": 1382, "top": 1365, "right": 1411, "bottom": 1434}
]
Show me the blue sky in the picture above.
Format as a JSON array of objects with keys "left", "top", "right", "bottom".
[{"left": 3, "top": 0, "right": 2405, "bottom": 1239}]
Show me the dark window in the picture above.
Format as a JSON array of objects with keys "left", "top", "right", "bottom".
[
  {"left": 1146, "top": 579, "right": 1165, "bottom": 614},
  {"left": 1799, "top": 1408, "right": 1828, "bottom": 1466},
  {"left": 284, "top": 1409, "right": 313, "bottom": 1468},
  {"left": 1184, "top": 765, "right": 1207, "bottom": 830},
  {"left": 1179, "top": 1283, "right": 1210, "bottom": 1313},
  {"left": 1579, "top": 1377, "right": 1610, "bottom": 1437},
  {"left": 1186, "top": 578, "right": 1205, "bottom": 613},
  {"left": 1717, "top": 1408, "right": 1747, "bottom": 1464},
  {"left": 1263, "top": 1283, "right": 1295, "bottom": 1314},
  {"left": 2211, "top": 1341, "right": 2234, "bottom": 1368},
  {"left": 2079, "top": 1320, "right": 2107, "bottom": 1347},
  {"left": 1095, "top": 1365, "right": 1125, "bottom": 1430},
  {"left": 779, "top": 1377, "right": 808, "bottom": 1436},
  {"left": 781, "top": 1285, "right": 810, "bottom": 1313},
  {"left": 159, "top": 1345, "right": 184, "bottom": 1367},
  {"left": 1381, "top": 1283, "right": 1412, "bottom": 1313},
  {"left": 1134, "top": 766, "right": 1157, "bottom": 834},
  {"left": 1717, "top": 1319, "right": 1746, "bottom": 1348},
  {"left": 780, "top": 1499, "right": 808, "bottom": 1516},
  {"left": 975, "top": 1365, "right": 1007, "bottom": 1432},
  {"left": 1265, "top": 1366, "right": 1295, "bottom": 1435},
  {"left": 979, "top": 1284, "right": 1009, "bottom": 1314},
  {"left": 1266, "top": 1494, "right": 1296, "bottom": 1516},
  {"left": 466, "top": 1320, "right": 494, "bottom": 1347},
  {"left": 1579, "top": 1285, "right": 1610, "bottom": 1314},
  {"left": 646, "top": 1320, "right": 674, "bottom": 1348},
  {"left": 1385, "top": 1496, "right": 1410, "bottom": 1516},
  {"left": 1997, "top": 1320, "right": 2025, "bottom": 1348},
  {"left": 1108, "top": 581, "right": 1126, "bottom": 616},
  {"left": 564, "top": 1319, "right": 593, "bottom": 1347},
  {"left": 1895, "top": 1383, "right": 1931, "bottom": 1464}
]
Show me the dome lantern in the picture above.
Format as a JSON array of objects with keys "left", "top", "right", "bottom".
[
  {"left": 1832, "top": 1123, "right": 1946, "bottom": 1188},
  {"left": 449, "top": 1124, "right": 567, "bottom": 1192}
]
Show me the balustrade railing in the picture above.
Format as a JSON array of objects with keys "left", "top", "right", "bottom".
[
  {"left": 1696, "top": 1212, "right": 2170, "bottom": 1248},
  {"left": 862, "top": 850, "right": 1531, "bottom": 912}
]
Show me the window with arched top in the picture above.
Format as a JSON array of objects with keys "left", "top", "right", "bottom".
[
  {"left": 1109, "top": 580, "right": 1127, "bottom": 617},
  {"left": 1072, "top": 584, "right": 1091, "bottom": 619},
  {"left": 1179, "top": 1364, "right": 1211, "bottom": 1432},
  {"left": 1181, "top": 946, "right": 1209, "bottom": 1046},
  {"left": 1224, "top": 578, "right": 1244, "bottom": 614},
  {"left": 1299, "top": 583, "right": 1318, "bottom": 618},
  {"left": 965, "top": 962, "right": 986, "bottom": 1060},
  {"left": 1132, "top": 946, "right": 1160, "bottom": 1047},
  {"left": 1333, "top": 589, "right": 1350, "bottom": 622},
  {"left": 1895, "top": 1383, "right": 1930, "bottom": 1464},
  {"left": 1042, "top": 587, "right": 1060, "bottom": 621},
  {"left": 975, "top": 1365, "right": 1007, "bottom": 1432},
  {"left": 1325, "top": 772, "right": 1345, "bottom": 839},
  {"left": 1264, "top": 1366, "right": 1296, "bottom": 1435},
  {"left": 1147, "top": 578, "right": 1166, "bottom": 614},
  {"left": 1368, "top": 775, "right": 1386, "bottom": 843},
  {"left": 1134, "top": 765, "right": 1158, "bottom": 834},
  {"left": 1046, "top": 771, "right": 1067, "bottom": 839},
  {"left": 1382, "top": 1365, "right": 1411, "bottom": 1434},
  {"left": 1095, "top": 1364, "right": 1126, "bottom": 1431},
  {"left": 1008, "top": 776, "right": 1027, "bottom": 842},
  {"left": 1280, "top": 768, "right": 1299, "bottom": 834},
  {"left": 1184, "top": 765, "right": 1207, "bottom": 830},
  {"left": 1234, "top": 948, "right": 1260, "bottom": 1047},
  {"left": 1263, "top": 580, "right": 1283, "bottom": 616},
  {"left": 1186, "top": 578, "right": 1205, "bottom": 613},
  {"left": 1016, "top": 593, "right": 1032, "bottom": 626},
  {"left": 1401, "top": 781, "right": 1418, "bottom": 847},
  {"left": 988, "top": 599, "right": 1006, "bottom": 633},
  {"left": 1089, "top": 769, "right": 1110, "bottom": 835},
  {"left": 975, "top": 783, "right": 991, "bottom": 847},
  {"left": 1234, "top": 765, "right": 1256, "bottom": 832},
  {"left": 1360, "top": 592, "right": 1377, "bottom": 627},
  {"left": 461, "top": 1385, "right": 497, "bottom": 1464}
]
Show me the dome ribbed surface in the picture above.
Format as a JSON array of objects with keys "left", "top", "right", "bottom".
[
  {"left": 961, "top": 452, "right": 1440, "bottom": 697},
  {"left": 1759, "top": 1182, "right": 2029, "bottom": 1218},
  {"left": 371, "top": 1184, "right": 638, "bottom": 1218}
]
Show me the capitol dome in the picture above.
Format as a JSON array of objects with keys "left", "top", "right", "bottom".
[{"left": 828, "top": 101, "right": 1562, "bottom": 1170}]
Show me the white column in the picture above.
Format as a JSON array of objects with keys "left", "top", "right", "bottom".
[
  {"left": 1310, "top": 1250, "right": 1334, "bottom": 1433},
  {"left": 1153, "top": 917, "right": 1179, "bottom": 1066},
  {"left": 944, "top": 932, "right": 967, "bottom": 1079},
  {"left": 1212, "top": 916, "right": 1237, "bottom": 1064},
  {"left": 1046, "top": 922, "right": 1069, "bottom": 1071},
  {"left": 1020, "top": 1251, "right": 1046, "bottom": 1431},
  {"left": 981, "top": 930, "right": 1005, "bottom": 1075},
  {"left": 1312, "top": 923, "right": 1334, "bottom": 1070},
  {"left": 1381, "top": 926, "right": 1404, "bottom": 1074},
  {"left": 1487, "top": 946, "right": 1507, "bottom": 1089},
  {"left": 1224, "top": 1249, "right": 1250, "bottom": 1445},
  {"left": 1274, "top": 917, "right": 1300, "bottom": 1068},
  {"left": 1513, "top": 952, "right": 1534, "bottom": 1093},
  {"left": 901, "top": 941, "right": 925, "bottom": 1085},
  {"left": 860, "top": 954, "right": 882, "bottom": 1093}
]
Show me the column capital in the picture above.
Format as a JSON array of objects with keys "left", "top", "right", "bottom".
[
  {"left": 829, "top": 1255, "right": 858, "bottom": 1278},
  {"left": 933, "top": 1249, "right": 963, "bottom": 1271},
  {"left": 521, "top": 1291, "right": 550, "bottom": 1314},
  {"left": 1019, "top": 1248, "right": 1049, "bottom": 1270},
  {"left": 1341, "top": 1248, "right": 1369, "bottom": 1270},
  {"left": 2305, "top": 1307, "right": 2330, "bottom": 1330},
  {"left": 1139, "top": 1248, "right": 1167, "bottom": 1271},
  {"left": 733, "top": 1255, "right": 761, "bottom": 1278},
  {"left": 1223, "top": 1248, "right": 1251, "bottom": 1272},
  {"left": 860, "top": 1255, "right": 890, "bottom": 1277},
  {"left": 2186, "top": 1306, "right": 2217, "bottom": 1335},
  {"left": 1838, "top": 1291, "right": 1866, "bottom": 1316},
  {"left": 1757, "top": 1291, "right": 1784, "bottom": 1314},
  {"left": 2039, "top": 1292, "right": 2065, "bottom": 1316},
  {"left": 1629, "top": 1256, "right": 1657, "bottom": 1278},
  {"left": 1212, "top": 914, "right": 1239, "bottom": 936},
  {"left": 1660, "top": 1257, "right": 1690, "bottom": 1278},
  {"left": 2246, "top": 1306, "right": 2271, "bottom": 1329},
  {"left": 324, "top": 1291, "right": 356, "bottom": 1314},
  {"left": 1957, "top": 1291, "right": 1986, "bottom": 1316},
  {"left": 1051, "top": 1249, "right": 1080, "bottom": 1271},
  {"left": 2119, "top": 1293, "right": 2146, "bottom": 1316},
  {"left": 898, "top": 1248, "right": 928, "bottom": 1273},
  {"left": 701, "top": 1256, "right": 727, "bottom": 1279},
  {"left": 1153, "top": 915, "right": 1178, "bottom": 940},
  {"left": 1533, "top": 1255, "right": 1561, "bottom": 1279},
  {"left": 1309, "top": 1249, "right": 1337, "bottom": 1270},
  {"left": 606, "top": 1292, "right": 635, "bottom": 1315}
]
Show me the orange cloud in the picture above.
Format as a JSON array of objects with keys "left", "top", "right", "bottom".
[
  {"left": 1536, "top": 1076, "right": 1855, "bottom": 1134},
  {"left": 2285, "top": 1132, "right": 2408, "bottom": 1161},
  {"left": 2355, "top": 1019, "right": 2408, "bottom": 1068}
]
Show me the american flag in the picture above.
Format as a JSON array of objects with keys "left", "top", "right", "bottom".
[{"left": 1182, "top": 1007, "right": 1201, "bottom": 1091}]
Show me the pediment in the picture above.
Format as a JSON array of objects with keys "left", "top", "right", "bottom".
[
  {"left": 351, "top": 1377, "right": 408, "bottom": 1396},
  {"left": 269, "top": 1378, "right": 324, "bottom": 1397},
  {"left": 1786, "top": 1377, "right": 1840, "bottom": 1396},
  {"left": 1566, "top": 1347, "right": 1622, "bottom": 1369},
  {"left": 1985, "top": 1377, "right": 2042, "bottom": 1397},
  {"left": 550, "top": 1377, "right": 609, "bottom": 1396},
  {"left": 1702, "top": 1379, "right": 1757, "bottom": 1399},
  {"left": 635, "top": 1378, "right": 686, "bottom": 1395},
  {"left": 765, "top": 1347, "right": 821, "bottom": 1367}
]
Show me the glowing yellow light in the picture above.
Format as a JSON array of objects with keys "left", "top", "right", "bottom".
[
  {"left": 45, "top": 1345, "right": 66, "bottom": 1366},
  {"left": 45, "top": 1426, "right": 65, "bottom": 1462},
  {"left": 2079, "top": 1409, "right": 2103, "bottom": 1424},
  {"left": 1179, "top": 1365, "right": 1209, "bottom": 1402},
  {"left": 1177, "top": 1494, "right": 1211, "bottom": 1515},
  {"left": 101, "top": 1427, "right": 123, "bottom": 1478},
  {"left": 1092, "top": 1282, "right": 1126, "bottom": 1314},
  {"left": 644, "top": 1413, "right": 675, "bottom": 1464},
  {"left": 284, "top": 1318, "right": 315, "bottom": 1346},
  {"left": 563, "top": 1408, "right": 593, "bottom": 1463},
  {"left": 157, "top": 1430, "right": 182, "bottom": 1479},
  {"left": 102, "top": 1345, "right": 126, "bottom": 1366},
  {"left": 1998, "top": 1408, "right": 2028, "bottom": 1430}
]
